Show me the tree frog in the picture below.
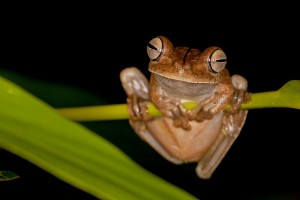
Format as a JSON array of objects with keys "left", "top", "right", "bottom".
[{"left": 120, "top": 36, "right": 250, "bottom": 179}]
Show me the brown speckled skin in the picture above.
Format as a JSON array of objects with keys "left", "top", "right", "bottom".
[{"left": 120, "top": 36, "right": 249, "bottom": 179}]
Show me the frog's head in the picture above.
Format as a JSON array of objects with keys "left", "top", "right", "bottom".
[{"left": 147, "top": 36, "right": 227, "bottom": 84}]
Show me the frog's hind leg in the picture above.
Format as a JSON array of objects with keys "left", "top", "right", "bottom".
[
  {"left": 195, "top": 110, "right": 248, "bottom": 179},
  {"left": 120, "top": 66, "right": 151, "bottom": 132},
  {"left": 195, "top": 73, "right": 249, "bottom": 179}
]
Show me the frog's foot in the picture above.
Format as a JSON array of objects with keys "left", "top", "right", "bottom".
[
  {"left": 159, "top": 99, "right": 191, "bottom": 130},
  {"left": 187, "top": 96, "right": 215, "bottom": 122},
  {"left": 196, "top": 109, "right": 248, "bottom": 179},
  {"left": 173, "top": 108, "right": 191, "bottom": 130},
  {"left": 127, "top": 94, "right": 152, "bottom": 121},
  {"left": 228, "top": 74, "right": 251, "bottom": 113}
]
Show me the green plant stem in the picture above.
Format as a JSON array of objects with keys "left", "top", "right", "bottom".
[
  {"left": 54, "top": 92, "right": 268, "bottom": 121},
  {"left": 57, "top": 80, "right": 300, "bottom": 121},
  {"left": 57, "top": 104, "right": 129, "bottom": 121}
]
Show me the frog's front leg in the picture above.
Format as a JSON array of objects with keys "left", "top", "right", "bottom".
[{"left": 188, "top": 83, "right": 234, "bottom": 122}]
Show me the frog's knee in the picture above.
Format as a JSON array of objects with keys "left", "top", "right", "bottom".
[
  {"left": 231, "top": 74, "right": 248, "bottom": 90},
  {"left": 120, "top": 67, "right": 150, "bottom": 98}
]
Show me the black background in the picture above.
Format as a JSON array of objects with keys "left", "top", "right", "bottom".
[{"left": 1, "top": 4, "right": 299, "bottom": 200}]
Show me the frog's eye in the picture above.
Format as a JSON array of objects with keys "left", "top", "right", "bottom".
[
  {"left": 209, "top": 49, "right": 227, "bottom": 73},
  {"left": 147, "top": 37, "right": 163, "bottom": 61}
]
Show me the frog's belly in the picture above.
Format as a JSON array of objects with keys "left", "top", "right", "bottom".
[{"left": 146, "top": 112, "right": 224, "bottom": 162}]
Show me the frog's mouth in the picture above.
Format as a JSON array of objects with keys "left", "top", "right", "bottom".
[
  {"left": 154, "top": 74, "right": 216, "bottom": 98},
  {"left": 149, "top": 63, "right": 219, "bottom": 84}
]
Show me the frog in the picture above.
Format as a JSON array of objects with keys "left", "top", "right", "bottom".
[{"left": 120, "top": 36, "right": 250, "bottom": 179}]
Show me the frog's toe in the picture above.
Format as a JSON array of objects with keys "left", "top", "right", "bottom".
[
  {"left": 232, "top": 91, "right": 244, "bottom": 111},
  {"left": 172, "top": 117, "right": 191, "bottom": 130},
  {"left": 128, "top": 95, "right": 151, "bottom": 121},
  {"left": 229, "top": 89, "right": 250, "bottom": 113},
  {"left": 195, "top": 111, "right": 214, "bottom": 122}
]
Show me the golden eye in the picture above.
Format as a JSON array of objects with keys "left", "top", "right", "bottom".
[
  {"left": 209, "top": 49, "right": 227, "bottom": 73},
  {"left": 147, "top": 37, "right": 163, "bottom": 61}
]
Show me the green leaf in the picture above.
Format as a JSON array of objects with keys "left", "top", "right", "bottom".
[
  {"left": 0, "top": 76, "right": 197, "bottom": 200},
  {"left": 0, "top": 171, "right": 20, "bottom": 181}
]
